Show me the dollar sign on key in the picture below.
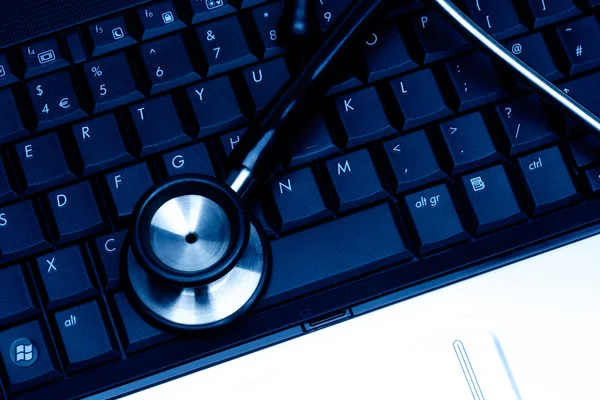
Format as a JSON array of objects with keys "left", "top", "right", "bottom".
[{"left": 36, "top": 85, "right": 43, "bottom": 97}]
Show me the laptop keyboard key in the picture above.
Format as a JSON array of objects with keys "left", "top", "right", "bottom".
[
  {"left": 518, "top": 147, "right": 579, "bottom": 215},
  {"left": 27, "top": 71, "right": 87, "bottom": 132},
  {"left": 21, "top": 37, "right": 69, "bottom": 79},
  {"left": 561, "top": 71, "right": 600, "bottom": 117},
  {"left": 130, "top": 96, "right": 191, "bottom": 156},
  {"left": 187, "top": 77, "right": 247, "bottom": 137},
  {"left": 94, "top": 230, "right": 128, "bottom": 291},
  {"left": 335, "top": 86, "right": 395, "bottom": 148},
  {"left": 140, "top": 34, "right": 200, "bottom": 94},
  {"left": 163, "top": 142, "right": 215, "bottom": 177},
  {"left": 584, "top": 166, "right": 600, "bottom": 194},
  {"left": 317, "top": 0, "right": 353, "bottom": 32},
  {"left": 496, "top": 95, "right": 558, "bottom": 155},
  {"left": 54, "top": 301, "right": 119, "bottom": 373},
  {"left": 525, "top": 0, "right": 581, "bottom": 28},
  {"left": 242, "top": 58, "right": 290, "bottom": 115},
  {"left": 84, "top": 53, "right": 144, "bottom": 113},
  {"left": 0, "top": 53, "right": 19, "bottom": 87},
  {"left": 569, "top": 136, "right": 600, "bottom": 169},
  {"left": 104, "top": 163, "right": 154, "bottom": 224},
  {"left": 270, "top": 168, "right": 332, "bottom": 232},
  {"left": 289, "top": 114, "right": 341, "bottom": 168},
  {"left": 503, "top": 33, "right": 563, "bottom": 82},
  {"left": 412, "top": 10, "right": 469, "bottom": 64},
  {"left": 252, "top": 1, "right": 285, "bottom": 58},
  {"left": 36, "top": 246, "right": 97, "bottom": 310},
  {"left": 16, "top": 133, "right": 76, "bottom": 195},
  {"left": 405, "top": 184, "right": 469, "bottom": 254},
  {"left": 0, "top": 88, "right": 28, "bottom": 145},
  {"left": 0, "top": 201, "right": 51, "bottom": 263},
  {"left": 47, "top": 182, "right": 106, "bottom": 244},
  {"left": 0, "top": 265, "right": 38, "bottom": 327},
  {"left": 189, "top": 0, "right": 236, "bottom": 24},
  {"left": 466, "top": 0, "right": 527, "bottom": 40},
  {"left": 137, "top": 1, "right": 185, "bottom": 40},
  {"left": 197, "top": 16, "right": 258, "bottom": 76},
  {"left": 383, "top": 130, "right": 446, "bottom": 194},
  {"left": 325, "top": 150, "right": 387, "bottom": 213},
  {"left": 72, "top": 114, "right": 133, "bottom": 176},
  {"left": 391, "top": 69, "right": 453, "bottom": 130},
  {"left": 446, "top": 52, "right": 506, "bottom": 112},
  {"left": 0, "top": 158, "right": 18, "bottom": 205},
  {"left": 112, "top": 292, "right": 173, "bottom": 353},
  {"left": 557, "top": 16, "right": 600, "bottom": 75},
  {"left": 0, "top": 321, "right": 60, "bottom": 392},
  {"left": 220, "top": 128, "right": 245, "bottom": 159},
  {"left": 89, "top": 16, "right": 137, "bottom": 57},
  {"left": 362, "top": 26, "right": 417, "bottom": 82},
  {"left": 439, "top": 112, "right": 500, "bottom": 174},
  {"left": 462, "top": 165, "right": 526, "bottom": 234}
]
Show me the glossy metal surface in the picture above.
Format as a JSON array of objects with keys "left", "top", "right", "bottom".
[
  {"left": 435, "top": 0, "right": 600, "bottom": 136},
  {"left": 149, "top": 195, "right": 231, "bottom": 274},
  {"left": 128, "top": 223, "right": 265, "bottom": 327},
  {"left": 225, "top": 167, "right": 254, "bottom": 199}
]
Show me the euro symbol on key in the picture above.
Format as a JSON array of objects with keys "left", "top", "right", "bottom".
[{"left": 59, "top": 97, "right": 71, "bottom": 109}]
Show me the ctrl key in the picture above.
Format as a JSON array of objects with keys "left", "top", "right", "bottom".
[
  {"left": 405, "top": 185, "right": 469, "bottom": 254},
  {"left": 0, "top": 321, "right": 60, "bottom": 392},
  {"left": 54, "top": 301, "right": 119, "bottom": 373}
]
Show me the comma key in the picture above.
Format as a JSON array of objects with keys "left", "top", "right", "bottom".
[{"left": 405, "top": 185, "right": 469, "bottom": 254}]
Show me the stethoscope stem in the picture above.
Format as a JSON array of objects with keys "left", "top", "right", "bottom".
[{"left": 226, "top": 167, "right": 255, "bottom": 199}]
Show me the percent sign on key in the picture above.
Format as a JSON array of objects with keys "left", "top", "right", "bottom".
[{"left": 91, "top": 66, "right": 103, "bottom": 77}]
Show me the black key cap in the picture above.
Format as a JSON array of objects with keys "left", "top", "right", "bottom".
[
  {"left": 242, "top": 58, "right": 290, "bottom": 114},
  {"left": 72, "top": 114, "right": 133, "bottom": 176},
  {"left": 556, "top": 16, "right": 600, "bottom": 75},
  {"left": 0, "top": 321, "right": 60, "bottom": 392},
  {"left": 54, "top": 301, "right": 119, "bottom": 372},
  {"left": 0, "top": 53, "right": 19, "bottom": 87},
  {"left": 163, "top": 143, "right": 215, "bottom": 177},
  {"left": 260, "top": 203, "right": 412, "bottom": 308},
  {"left": 466, "top": 0, "right": 527, "bottom": 40},
  {"left": 137, "top": 1, "right": 185, "bottom": 40},
  {"left": 220, "top": 128, "right": 245, "bottom": 159},
  {"left": 391, "top": 69, "right": 453, "bottom": 130},
  {"left": 89, "top": 16, "right": 137, "bottom": 57},
  {"left": 83, "top": 53, "right": 144, "bottom": 113},
  {"left": 270, "top": 168, "right": 332, "bottom": 232},
  {"left": 317, "top": 0, "right": 353, "bottom": 32},
  {"left": 189, "top": 0, "right": 236, "bottom": 24},
  {"left": 112, "top": 292, "right": 173, "bottom": 353},
  {"left": 47, "top": 182, "right": 106, "bottom": 244},
  {"left": 439, "top": 112, "right": 501, "bottom": 174},
  {"left": 130, "top": 96, "right": 192, "bottom": 156},
  {"left": 140, "top": 35, "right": 200, "bottom": 94},
  {"left": 94, "top": 230, "right": 127, "bottom": 290},
  {"left": 584, "top": 166, "right": 600, "bottom": 194},
  {"left": 0, "top": 201, "right": 51, "bottom": 263},
  {"left": 16, "top": 133, "right": 76, "bottom": 194},
  {"left": 335, "top": 86, "right": 394, "bottom": 148},
  {"left": 0, "top": 265, "right": 38, "bottom": 326},
  {"left": 196, "top": 16, "right": 258, "bottom": 76},
  {"left": 105, "top": 163, "right": 154, "bottom": 223},
  {"left": 0, "top": 88, "right": 28, "bottom": 145},
  {"left": 446, "top": 52, "right": 506, "bottom": 112},
  {"left": 21, "top": 38, "right": 69, "bottom": 79},
  {"left": 363, "top": 26, "right": 417, "bottom": 82},
  {"left": 569, "top": 136, "right": 600, "bottom": 169},
  {"left": 325, "top": 66, "right": 363, "bottom": 96},
  {"left": 27, "top": 71, "right": 87, "bottom": 132},
  {"left": 325, "top": 150, "right": 387, "bottom": 212},
  {"left": 187, "top": 77, "right": 247, "bottom": 137},
  {"left": 412, "top": 10, "right": 469, "bottom": 64},
  {"left": 405, "top": 184, "right": 469, "bottom": 254},
  {"left": 289, "top": 114, "right": 341, "bottom": 168},
  {"left": 0, "top": 159, "right": 18, "bottom": 204},
  {"left": 496, "top": 95, "right": 557, "bottom": 155},
  {"left": 518, "top": 147, "right": 579, "bottom": 215},
  {"left": 237, "top": 0, "right": 268, "bottom": 8},
  {"left": 64, "top": 31, "right": 88, "bottom": 64},
  {"left": 525, "top": 0, "right": 581, "bottom": 28},
  {"left": 383, "top": 131, "right": 446, "bottom": 193},
  {"left": 36, "top": 246, "right": 97, "bottom": 309},
  {"left": 503, "top": 33, "right": 563, "bottom": 82},
  {"left": 462, "top": 165, "right": 526, "bottom": 234},
  {"left": 561, "top": 71, "right": 600, "bottom": 116},
  {"left": 252, "top": 1, "right": 285, "bottom": 58}
]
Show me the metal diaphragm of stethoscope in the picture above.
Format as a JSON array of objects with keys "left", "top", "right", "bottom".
[{"left": 123, "top": 0, "right": 600, "bottom": 331}]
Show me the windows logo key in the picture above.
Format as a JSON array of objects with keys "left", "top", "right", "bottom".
[{"left": 10, "top": 338, "right": 38, "bottom": 367}]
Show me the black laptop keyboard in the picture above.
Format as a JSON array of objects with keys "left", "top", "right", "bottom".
[{"left": 1, "top": 0, "right": 600, "bottom": 397}]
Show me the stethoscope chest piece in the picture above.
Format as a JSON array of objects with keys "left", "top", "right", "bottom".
[{"left": 125, "top": 175, "right": 269, "bottom": 330}]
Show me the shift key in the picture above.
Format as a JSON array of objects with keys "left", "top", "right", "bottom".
[{"left": 405, "top": 185, "right": 469, "bottom": 254}]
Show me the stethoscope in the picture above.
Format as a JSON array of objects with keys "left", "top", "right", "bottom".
[{"left": 124, "top": 0, "right": 600, "bottom": 331}]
